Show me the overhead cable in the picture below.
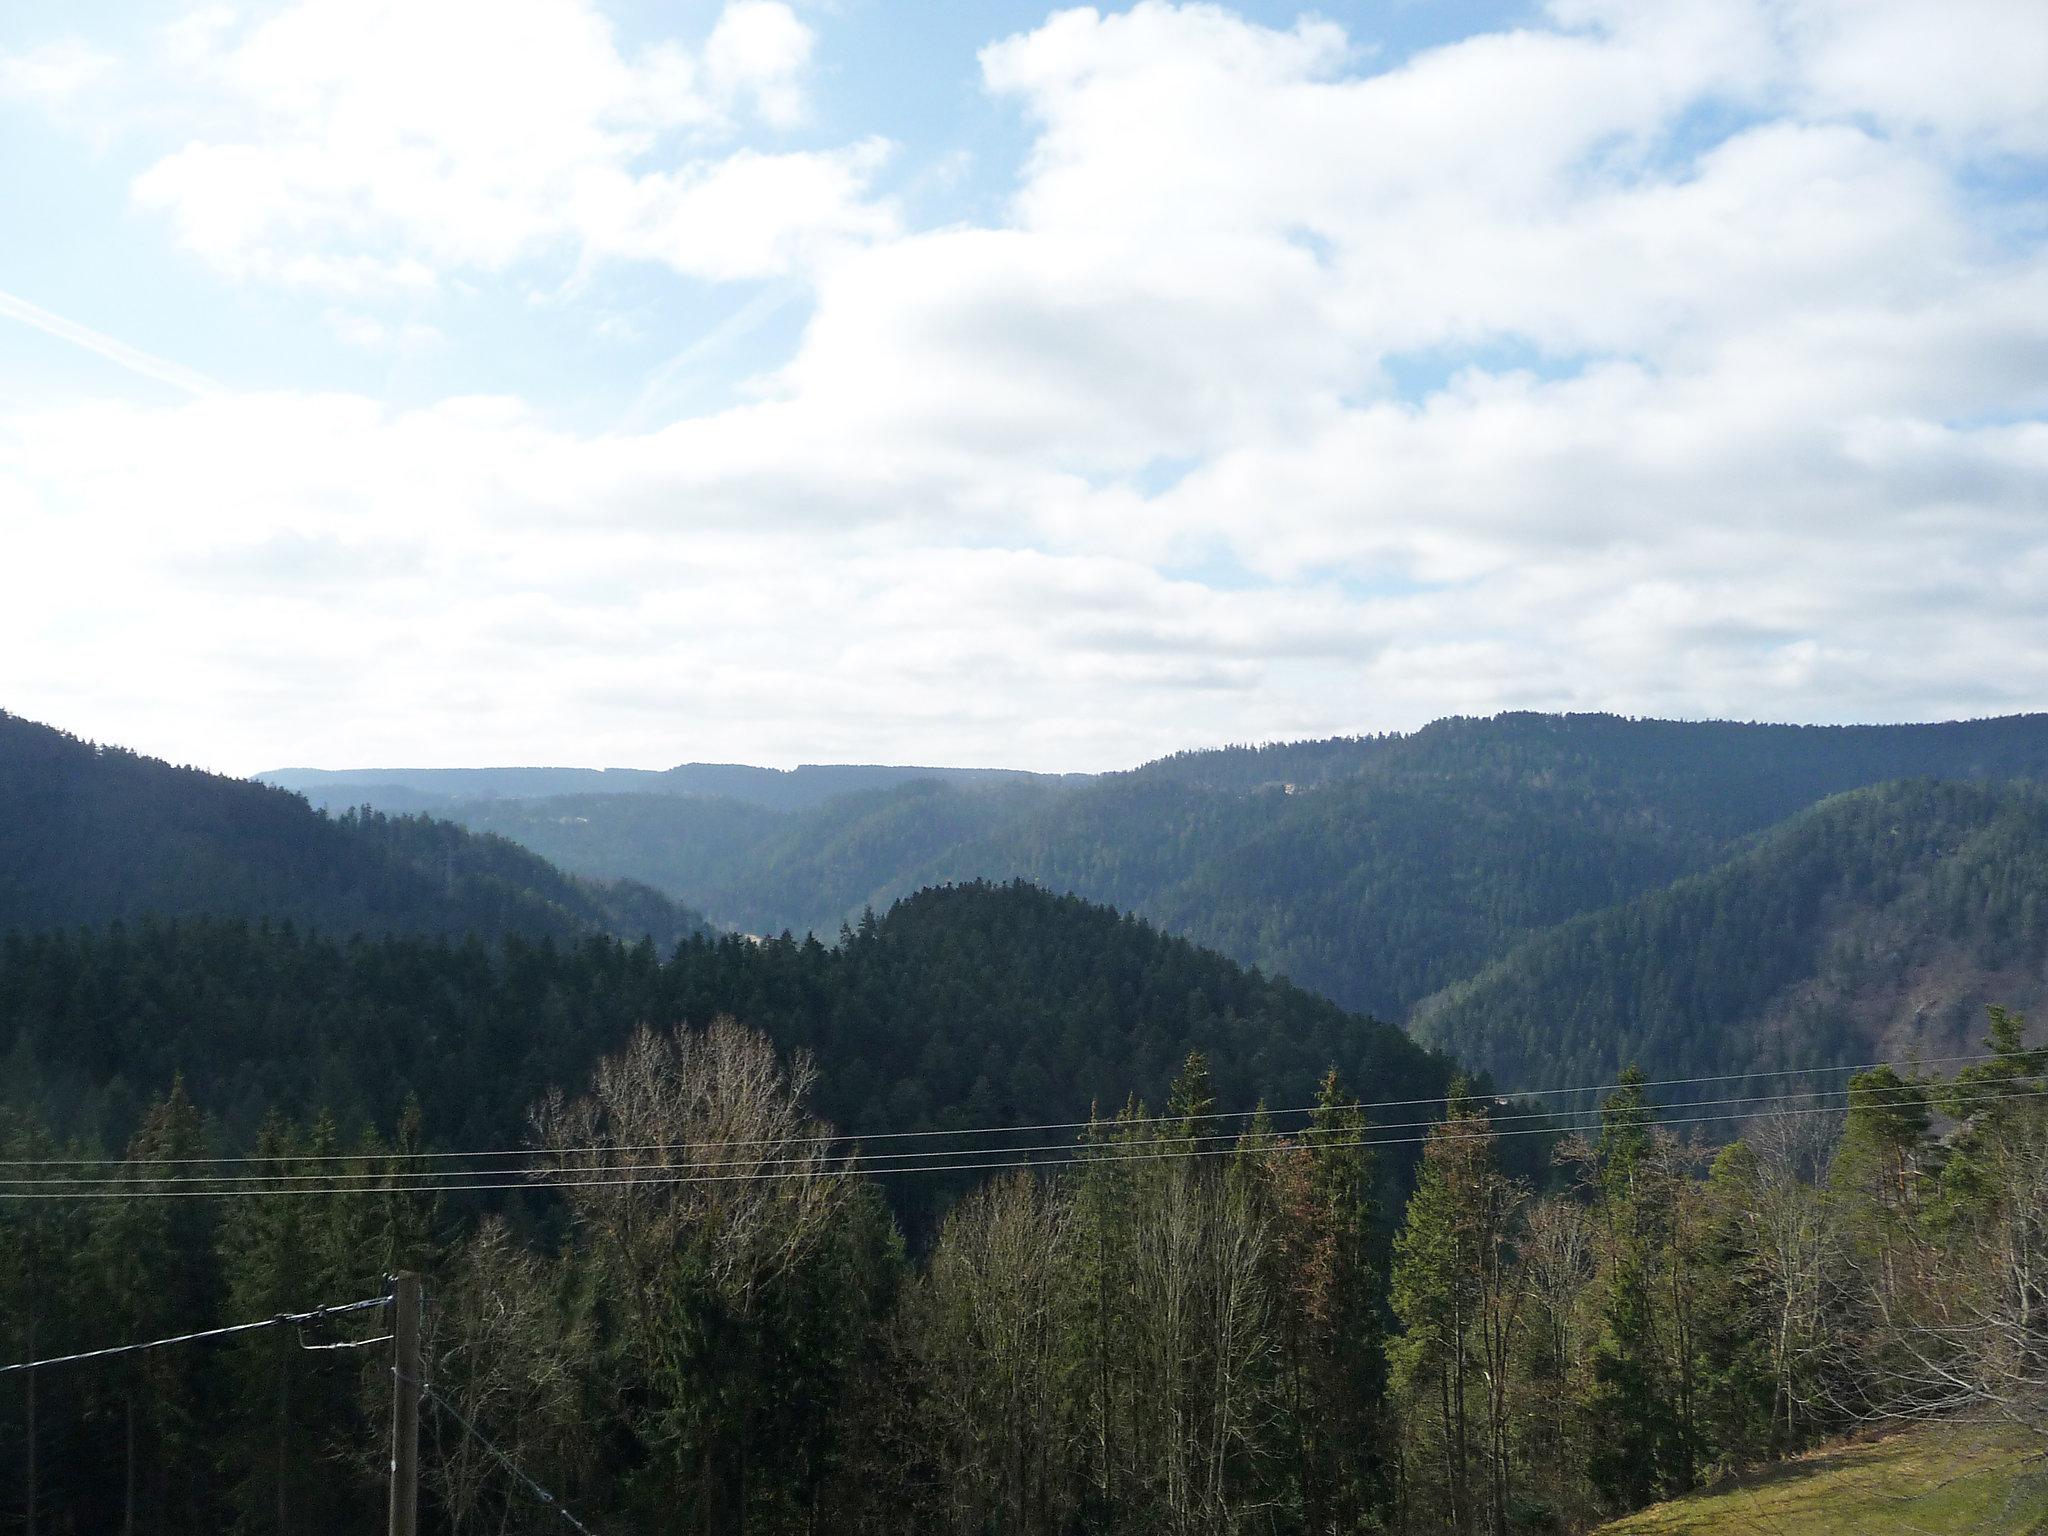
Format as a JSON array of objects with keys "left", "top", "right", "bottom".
[
  {"left": 2, "top": 1086, "right": 2042, "bottom": 1201},
  {"left": 0, "top": 1051, "right": 2008, "bottom": 1171},
  {"left": 0, "top": 1295, "right": 390, "bottom": 1375},
  {"left": 425, "top": 1385, "right": 600, "bottom": 1536},
  {"left": 0, "top": 1077, "right": 2013, "bottom": 1189}
]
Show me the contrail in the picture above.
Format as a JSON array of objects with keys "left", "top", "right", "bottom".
[
  {"left": 620, "top": 280, "right": 800, "bottom": 431},
  {"left": 0, "top": 287, "right": 222, "bottom": 398}
]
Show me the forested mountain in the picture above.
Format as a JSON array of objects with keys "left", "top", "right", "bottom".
[
  {"left": 0, "top": 711, "right": 709, "bottom": 948},
  {"left": 0, "top": 880, "right": 1463, "bottom": 1226},
  {"left": 1411, "top": 778, "right": 2048, "bottom": 1090},
  {"left": 5, "top": 710, "right": 2047, "bottom": 1536},
  {"left": 359, "top": 712, "right": 2048, "bottom": 1021}
]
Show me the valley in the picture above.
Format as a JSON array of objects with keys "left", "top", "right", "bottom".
[
  {"left": 3, "top": 708, "right": 2043, "bottom": 1535},
  {"left": 272, "top": 711, "right": 2048, "bottom": 1089}
]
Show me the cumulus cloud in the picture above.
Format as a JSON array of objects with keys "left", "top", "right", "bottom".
[
  {"left": 705, "top": 0, "right": 817, "bottom": 129},
  {"left": 0, "top": 389, "right": 1357, "bottom": 770},
  {"left": 1783, "top": 0, "right": 2048, "bottom": 154},
  {"left": 4, "top": 0, "right": 2047, "bottom": 772},
  {"left": 124, "top": 0, "right": 893, "bottom": 289}
]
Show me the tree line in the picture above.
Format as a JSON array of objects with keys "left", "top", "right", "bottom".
[
  {"left": 0, "top": 883, "right": 1462, "bottom": 1227},
  {"left": 3, "top": 1008, "right": 2040, "bottom": 1534}
]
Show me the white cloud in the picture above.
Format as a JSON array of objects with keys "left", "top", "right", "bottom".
[
  {"left": 0, "top": 389, "right": 1368, "bottom": 771},
  {"left": 124, "top": 0, "right": 892, "bottom": 289},
  {"left": 325, "top": 310, "right": 444, "bottom": 352},
  {"left": 1783, "top": 0, "right": 2048, "bottom": 155},
  {"left": 594, "top": 139, "right": 898, "bottom": 282},
  {"left": 705, "top": 0, "right": 816, "bottom": 129},
  {"left": 6, "top": 0, "right": 2048, "bottom": 772},
  {"left": 0, "top": 38, "right": 117, "bottom": 107}
]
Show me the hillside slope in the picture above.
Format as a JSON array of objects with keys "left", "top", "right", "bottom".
[
  {"left": 361, "top": 712, "right": 2048, "bottom": 1021},
  {"left": 0, "top": 711, "right": 709, "bottom": 947},
  {"left": 1596, "top": 1424, "right": 2047, "bottom": 1535},
  {"left": 1410, "top": 779, "right": 2048, "bottom": 1089}
]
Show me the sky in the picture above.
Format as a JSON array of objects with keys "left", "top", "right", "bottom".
[{"left": 2, "top": 0, "right": 2045, "bottom": 775}]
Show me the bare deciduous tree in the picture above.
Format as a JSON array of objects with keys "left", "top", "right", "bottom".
[
  {"left": 531, "top": 1016, "right": 861, "bottom": 1530},
  {"left": 914, "top": 1171, "right": 1081, "bottom": 1536},
  {"left": 1737, "top": 1111, "right": 1841, "bottom": 1448},
  {"left": 425, "top": 1217, "right": 591, "bottom": 1535},
  {"left": 1518, "top": 1194, "right": 1594, "bottom": 1502}
]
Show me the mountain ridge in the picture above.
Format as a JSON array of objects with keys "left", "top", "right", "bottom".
[
  {"left": 0, "top": 709, "right": 712, "bottom": 949},
  {"left": 330, "top": 711, "right": 2048, "bottom": 1024},
  {"left": 260, "top": 759, "right": 1091, "bottom": 814}
]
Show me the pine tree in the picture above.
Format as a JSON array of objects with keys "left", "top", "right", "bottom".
[
  {"left": 0, "top": 1109, "right": 91, "bottom": 1536},
  {"left": 1691, "top": 1142, "right": 1777, "bottom": 1470},
  {"left": 1392, "top": 1081, "right": 1523, "bottom": 1534},
  {"left": 1297, "top": 1068, "right": 1389, "bottom": 1529},
  {"left": 215, "top": 1114, "right": 377, "bottom": 1533},
  {"left": 83, "top": 1080, "right": 221, "bottom": 1533},
  {"left": 1584, "top": 1068, "right": 1685, "bottom": 1511},
  {"left": 1828, "top": 1065, "right": 1933, "bottom": 1323}
]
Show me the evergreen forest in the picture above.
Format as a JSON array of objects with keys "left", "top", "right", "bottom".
[
  {"left": 2, "top": 709, "right": 2045, "bottom": 1533},
  {"left": 4, "top": 1012, "right": 2043, "bottom": 1534},
  {"left": 0, "top": 713, "right": 710, "bottom": 951},
  {"left": 279, "top": 711, "right": 2048, "bottom": 1082}
]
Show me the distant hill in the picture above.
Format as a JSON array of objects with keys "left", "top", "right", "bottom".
[
  {"left": 440, "top": 777, "right": 1063, "bottom": 938},
  {"left": 1410, "top": 778, "right": 2048, "bottom": 1090},
  {"left": 259, "top": 759, "right": 1087, "bottom": 814},
  {"left": 334, "top": 713, "right": 2048, "bottom": 1022},
  {"left": 0, "top": 711, "right": 710, "bottom": 948}
]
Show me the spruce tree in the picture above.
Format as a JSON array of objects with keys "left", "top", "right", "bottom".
[{"left": 1584, "top": 1067, "right": 1684, "bottom": 1511}]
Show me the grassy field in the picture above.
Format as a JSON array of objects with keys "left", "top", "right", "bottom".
[{"left": 1597, "top": 1423, "right": 2048, "bottom": 1535}]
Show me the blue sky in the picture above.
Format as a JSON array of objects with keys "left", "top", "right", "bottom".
[{"left": 2, "top": 0, "right": 2045, "bottom": 773}]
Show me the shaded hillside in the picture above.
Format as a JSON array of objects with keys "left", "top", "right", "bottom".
[
  {"left": 0, "top": 711, "right": 708, "bottom": 948},
  {"left": 1123, "top": 717, "right": 2048, "bottom": 1016},
  {"left": 1364, "top": 711, "right": 2048, "bottom": 843},
  {"left": 380, "top": 712, "right": 2048, "bottom": 1021},
  {"left": 1410, "top": 779, "right": 2048, "bottom": 1090},
  {"left": 0, "top": 880, "right": 1464, "bottom": 1222},
  {"left": 1139, "top": 769, "right": 1699, "bottom": 1014}
]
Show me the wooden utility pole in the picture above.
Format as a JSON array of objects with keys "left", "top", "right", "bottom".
[
  {"left": 388, "top": 1273, "right": 421, "bottom": 1536},
  {"left": 23, "top": 1310, "right": 35, "bottom": 1536},
  {"left": 123, "top": 1395, "right": 135, "bottom": 1536}
]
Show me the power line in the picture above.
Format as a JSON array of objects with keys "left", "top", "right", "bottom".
[
  {"left": 0, "top": 1295, "right": 390, "bottom": 1375},
  {"left": 2, "top": 1086, "right": 2041, "bottom": 1201},
  {"left": 300, "top": 1331, "right": 394, "bottom": 1352},
  {"left": 425, "top": 1384, "right": 600, "bottom": 1536},
  {"left": 0, "top": 1077, "right": 2005, "bottom": 1188},
  {"left": 0, "top": 1052, "right": 2009, "bottom": 1171}
]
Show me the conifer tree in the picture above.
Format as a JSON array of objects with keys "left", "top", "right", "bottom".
[
  {"left": 1584, "top": 1067, "right": 1684, "bottom": 1511},
  {"left": 1392, "top": 1081, "right": 1523, "bottom": 1534},
  {"left": 84, "top": 1080, "right": 220, "bottom": 1533},
  {"left": 1297, "top": 1069, "right": 1388, "bottom": 1529},
  {"left": 1691, "top": 1142, "right": 1777, "bottom": 1469},
  {"left": 0, "top": 1109, "right": 90, "bottom": 1536},
  {"left": 216, "top": 1114, "right": 377, "bottom": 1534}
]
